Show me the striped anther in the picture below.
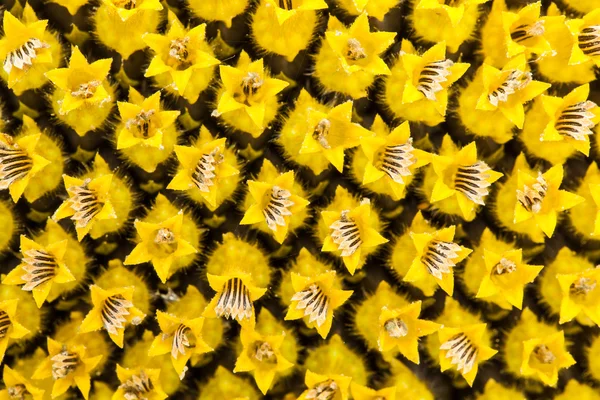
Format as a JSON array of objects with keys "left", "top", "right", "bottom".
[
  {"left": 0, "top": 137, "right": 33, "bottom": 190},
  {"left": 488, "top": 70, "right": 532, "bottom": 107},
  {"left": 329, "top": 210, "right": 361, "bottom": 257},
  {"left": 51, "top": 349, "right": 79, "bottom": 379},
  {"left": 554, "top": 101, "right": 597, "bottom": 141},
  {"left": 264, "top": 186, "right": 294, "bottom": 231},
  {"left": 215, "top": 278, "right": 253, "bottom": 321},
  {"left": 454, "top": 161, "right": 493, "bottom": 205},
  {"left": 192, "top": 148, "right": 222, "bottom": 193},
  {"left": 377, "top": 139, "right": 416, "bottom": 184},
  {"left": 101, "top": 294, "right": 133, "bottom": 335},
  {"left": 291, "top": 284, "right": 329, "bottom": 327},
  {"left": 3, "top": 38, "right": 48, "bottom": 74},
  {"left": 440, "top": 332, "right": 478, "bottom": 374},
  {"left": 421, "top": 240, "right": 461, "bottom": 280},
  {"left": 510, "top": 20, "right": 545, "bottom": 43},
  {"left": 121, "top": 371, "right": 154, "bottom": 400},
  {"left": 171, "top": 323, "right": 191, "bottom": 359},
  {"left": 417, "top": 59, "right": 454, "bottom": 101},
  {"left": 20, "top": 248, "right": 57, "bottom": 291},
  {"left": 578, "top": 26, "right": 600, "bottom": 57},
  {"left": 67, "top": 179, "right": 103, "bottom": 229},
  {"left": 0, "top": 310, "right": 11, "bottom": 339}
]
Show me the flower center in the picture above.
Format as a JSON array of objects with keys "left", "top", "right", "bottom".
[
  {"left": 494, "top": 258, "right": 517, "bottom": 275},
  {"left": 263, "top": 185, "right": 294, "bottom": 231},
  {"left": 440, "top": 332, "right": 478, "bottom": 374},
  {"left": 417, "top": 59, "right": 453, "bottom": 101},
  {"left": 215, "top": 277, "right": 253, "bottom": 321},
  {"left": 313, "top": 119, "right": 331, "bottom": 149},
  {"left": 421, "top": 239, "right": 461, "bottom": 280},
  {"left": 292, "top": 283, "right": 329, "bottom": 327},
  {"left": 101, "top": 294, "right": 134, "bottom": 334},
  {"left": 152, "top": 228, "right": 178, "bottom": 256},
  {"left": 578, "top": 25, "right": 600, "bottom": 57},
  {"left": 68, "top": 178, "right": 104, "bottom": 229},
  {"left": 329, "top": 210, "right": 362, "bottom": 257},
  {"left": 510, "top": 20, "right": 545, "bottom": 43},
  {"left": 253, "top": 341, "right": 277, "bottom": 363},
  {"left": 237, "top": 72, "right": 264, "bottom": 106},
  {"left": 51, "top": 349, "right": 80, "bottom": 380},
  {"left": 375, "top": 139, "right": 416, "bottom": 184},
  {"left": 71, "top": 80, "right": 101, "bottom": 99},
  {"left": 532, "top": 344, "right": 555, "bottom": 364},
  {"left": 3, "top": 38, "right": 49, "bottom": 74},
  {"left": 488, "top": 70, "right": 532, "bottom": 107},
  {"left": 7, "top": 384, "right": 29, "bottom": 400},
  {"left": 126, "top": 109, "right": 156, "bottom": 139},
  {"left": 570, "top": 277, "right": 597, "bottom": 296},
  {"left": 384, "top": 318, "right": 408, "bottom": 338},
  {"left": 121, "top": 371, "right": 154, "bottom": 400},
  {"left": 516, "top": 172, "right": 547, "bottom": 214},
  {"left": 192, "top": 147, "right": 223, "bottom": 193},
  {"left": 278, "top": 0, "right": 296, "bottom": 9},
  {"left": 171, "top": 323, "right": 195, "bottom": 359},
  {"left": 20, "top": 247, "right": 58, "bottom": 291},
  {"left": 169, "top": 37, "right": 191, "bottom": 70},
  {"left": 306, "top": 379, "right": 339, "bottom": 400},
  {"left": 0, "top": 135, "right": 33, "bottom": 190},
  {"left": 554, "top": 101, "right": 597, "bottom": 141},
  {"left": 0, "top": 309, "right": 12, "bottom": 339},
  {"left": 112, "top": 0, "right": 136, "bottom": 9},
  {"left": 346, "top": 38, "right": 367, "bottom": 61}
]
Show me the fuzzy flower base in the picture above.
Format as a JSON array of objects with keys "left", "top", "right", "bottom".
[{"left": 0, "top": 0, "right": 599, "bottom": 399}]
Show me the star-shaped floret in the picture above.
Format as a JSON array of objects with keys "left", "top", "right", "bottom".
[
  {"left": 520, "top": 331, "right": 576, "bottom": 386},
  {"left": 378, "top": 301, "right": 440, "bottom": 363},
  {"left": 430, "top": 138, "right": 503, "bottom": 220},
  {"left": 405, "top": 226, "right": 472, "bottom": 295},
  {"left": 214, "top": 51, "right": 288, "bottom": 136},
  {"left": 45, "top": 46, "right": 112, "bottom": 115},
  {"left": 299, "top": 101, "right": 370, "bottom": 173},
  {"left": 124, "top": 211, "right": 198, "bottom": 283},
  {"left": 321, "top": 198, "right": 388, "bottom": 274},
  {"left": 476, "top": 55, "right": 551, "bottom": 129},
  {"left": 203, "top": 272, "right": 267, "bottom": 324},
  {"left": 514, "top": 165, "right": 584, "bottom": 238},
  {"left": 360, "top": 121, "right": 431, "bottom": 199},
  {"left": 234, "top": 326, "right": 294, "bottom": 394},
  {"left": 438, "top": 323, "right": 498, "bottom": 386},
  {"left": 113, "top": 365, "right": 167, "bottom": 400},
  {"left": 539, "top": 84, "right": 600, "bottom": 156},
  {"left": 476, "top": 248, "right": 543, "bottom": 309},
  {"left": 567, "top": 9, "right": 600, "bottom": 67},
  {"left": 3, "top": 235, "right": 75, "bottom": 307},
  {"left": 1, "top": 365, "right": 45, "bottom": 400},
  {"left": 53, "top": 174, "right": 117, "bottom": 241},
  {"left": 148, "top": 311, "right": 213, "bottom": 377},
  {"left": 297, "top": 370, "right": 352, "bottom": 400},
  {"left": 241, "top": 170, "right": 309, "bottom": 243},
  {"left": 144, "top": 20, "right": 220, "bottom": 102},
  {"left": 0, "top": 299, "right": 30, "bottom": 364},
  {"left": 32, "top": 338, "right": 103, "bottom": 400},
  {"left": 116, "top": 90, "right": 180, "bottom": 150},
  {"left": 557, "top": 267, "right": 600, "bottom": 325},
  {"left": 285, "top": 271, "right": 353, "bottom": 339},
  {"left": 79, "top": 285, "right": 146, "bottom": 348}
]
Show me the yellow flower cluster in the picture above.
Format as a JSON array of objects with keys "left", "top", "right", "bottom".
[{"left": 0, "top": 0, "right": 600, "bottom": 398}]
